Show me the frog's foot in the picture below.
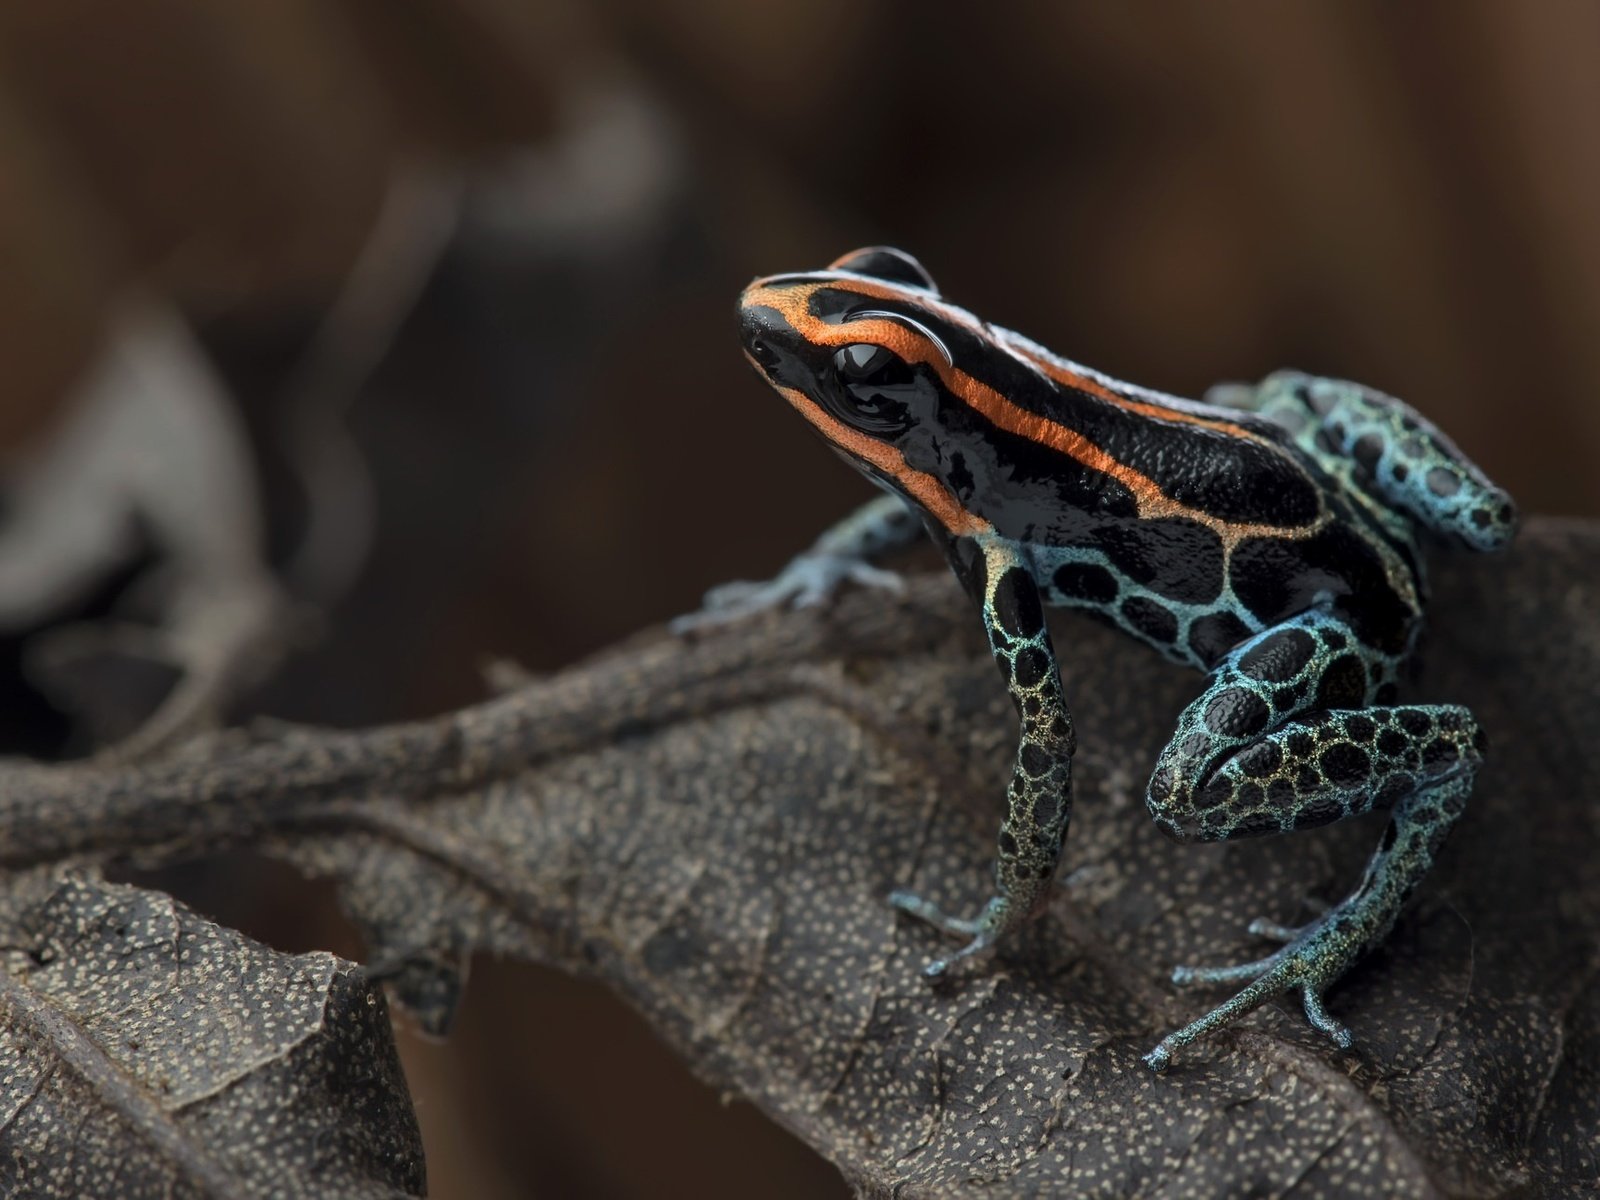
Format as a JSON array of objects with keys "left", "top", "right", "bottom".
[
  {"left": 1142, "top": 906, "right": 1369, "bottom": 1074},
  {"left": 888, "top": 891, "right": 1014, "bottom": 979},
  {"left": 670, "top": 553, "right": 904, "bottom": 634}
]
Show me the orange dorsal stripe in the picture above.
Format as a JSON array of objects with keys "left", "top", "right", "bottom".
[
  {"left": 743, "top": 280, "right": 1322, "bottom": 544},
  {"left": 763, "top": 370, "right": 990, "bottom": 537}
]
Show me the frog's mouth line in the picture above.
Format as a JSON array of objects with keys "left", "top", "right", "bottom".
[{"left": 752, "top": 366, "right": 990, "bottom": 540}]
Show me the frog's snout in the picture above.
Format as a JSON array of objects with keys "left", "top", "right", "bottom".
[
  {"left": 738, "top": 295, "right": 803, "bottom": 386},
  {"left": 746, "top": 332, "right": 781, "bottom": 373},
  {"left": 739, "top": 306, "right": 784, "bottom": 379}
]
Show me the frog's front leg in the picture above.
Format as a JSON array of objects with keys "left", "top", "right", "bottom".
[
  {"left": 671, "top": 493, "right": 919, "bottom": 632},
  {"left": 1138, "top": 609, "right": 1484, "bottom": 1072},
  {"left": 890, "top": 535, "right": 1075, "bottom": 976}
]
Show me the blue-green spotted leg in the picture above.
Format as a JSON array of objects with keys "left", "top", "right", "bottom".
[
  {"left": 891, "top": 536, "right": 1075, "bottom": 977},
  {"left": 671, "top": 493, "right": 920, "bottom": 632},
  {"left": 1139, "top": 609, "right": 1484, "bottom": 1072},
  {"left": 1210, "top": 371, "right": 1517, "bottom": 552}
]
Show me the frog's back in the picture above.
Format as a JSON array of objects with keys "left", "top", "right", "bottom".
[
  {"left": 735, "top": 255, "right": 1506, "bottom": 670},
  {"left": 932, "top": 322, "right": 1330, "bottom": 533},
  {"left": 951, "top": 333, "right": 1432, "bottom": 666},
  {"left": 1007, "top": 436, "right": 1426, "bottom": 669}
]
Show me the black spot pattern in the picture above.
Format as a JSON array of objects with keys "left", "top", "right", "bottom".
[
  {"left": 1092, "top": 520, "right": 1226, "bottom": 605},
  {"left": 1238, "top": 628, "right": 1316, "bottom": 683},
  {"left": 1239, "top": 742, "right": 1282, "bottom": 778},
  {"left": 1203, "top": 689, "right": 1270, "bottom": 738},
  {"left": 1320, "top": 742, "right": 1370, "bottom": 785},
  {"left": 1144, "top": 609, "right": 1479, "bottom": 847},
  {"left": 1353, "top": 433, "right": 1383, "bottom": 472},
  {"left": 1427, "top": 467, "right": 1460, "bottom": 497},
  {"left": 1129, "top": 581, "right": 1487, "bottom": 1068},
  {"left": 993, "top": 568, "right": 1045, "bottom": 638},
  {"left": 1121, "top": 596, "right": 1179, "bottom": 645},
  {"left": 1013, "top": 647, "right": 1049, "bottom": 689},
  {"left": 1053, "top": 562, "right": 1118, "bottom": 604},
  {"left": 1317, "top": 655, "right": 1369, "bottom": 709}
]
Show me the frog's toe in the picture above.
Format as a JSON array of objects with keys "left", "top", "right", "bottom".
[
  {"left": 1145, "top": 955, "right": 1297, "bottom": 1073},
  {"left": 888, "top": 888, "right": 983, "bottom": 936},
  {"left": 1142, "top": 1044, "right": 1174, "bottom": 1074},
  {"left": 700, "top": 578, "right": 770, "bottom": 609},
  {"left": 1246, "top": 917, "right": 1305, "bottom": 943},
  {"left": 1170, "top": 952, "right": 1283, "bottom": 987},
  {"left": 672, "top": 553, "right": 903, "bottom": 633},
  {"left": 669, "top": 574, "right": 802, "bottom": 633},
  {"left": 1302, "top": 988, "right": 1354, "bottom": 1050},
  {"left": 1149, "top": 917, "right": 1366, "bottom": 1071},
  {"left": 918, "top": 936, "right": 997, "bottom": 981},
  {"left": 837, "top": 558, "right": 905, "bottom": 597},
  {"left": 668, "top": 580, "right": 770, "bottom": 633},
  {"left": 789, "top": 554, "right": 903, "bottom": 608},
  {"left": 889, "top": 890, "right": 1007, "bottom": 978}
]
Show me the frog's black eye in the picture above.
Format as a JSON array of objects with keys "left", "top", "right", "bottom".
[
  {"left": 834, "top": 343, "right": 903, "bottom": 382},
  {"left": 829, "top": 343, "right": 916, "bottom": 434}
]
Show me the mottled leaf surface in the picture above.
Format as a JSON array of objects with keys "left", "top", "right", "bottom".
[
  {"left": 0, "top": 875, "right": 424, "bottom": 1198},
  {"left": 1, "top": 519, "right": 1596, "bottom": 1197}
]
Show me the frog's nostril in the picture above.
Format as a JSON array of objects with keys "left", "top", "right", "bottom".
[{"left": 749, "top": 335, "right": 781, "bottom": 370}]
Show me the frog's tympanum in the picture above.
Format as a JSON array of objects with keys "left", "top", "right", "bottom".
[{"left": 680, "top": 247, "right": 1517, "bottom": 1071}]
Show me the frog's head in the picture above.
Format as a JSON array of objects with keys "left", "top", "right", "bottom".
[{"left": 739, "top": 247, "right": 996, "bottom": 535}]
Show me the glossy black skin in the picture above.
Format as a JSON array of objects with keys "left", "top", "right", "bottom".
[
  {"left": 742, "top": 272, "right": 1426, "bottom": 669},
  {"left": 722, "top": 247, "right": 1516, "bottom": 1071}
]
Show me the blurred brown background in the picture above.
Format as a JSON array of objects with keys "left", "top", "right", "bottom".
[{"left": 0, "top": 2, "right": 1595, "bottom": 1197}]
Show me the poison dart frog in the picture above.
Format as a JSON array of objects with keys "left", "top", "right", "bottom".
[{"left": 675, "top": 247, "right": 1517, "bottom": 1071}]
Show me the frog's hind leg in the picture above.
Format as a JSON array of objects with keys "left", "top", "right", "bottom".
[
  {"left": 1223, "top": 371, "right": 1517, "bottom": 552},
  {"left": 1139, "top": 608, "right": 1484, "bottom": 1072}
]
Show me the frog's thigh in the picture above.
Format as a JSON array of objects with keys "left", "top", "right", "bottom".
[
  {"left": 1144, "top": 612, "right": 1481, "bottom": 842},
  {"left": 1250, "top": 372, "right": 1515, "bottom": 552}
]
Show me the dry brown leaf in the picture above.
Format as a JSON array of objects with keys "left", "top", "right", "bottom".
[{"left": 0, "top": 518, "right": 1594, "bottom": 1196}]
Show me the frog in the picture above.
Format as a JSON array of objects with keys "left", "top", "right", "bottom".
[{"left": 675, "top": 246, "right": 1517, "bottom": 1071}]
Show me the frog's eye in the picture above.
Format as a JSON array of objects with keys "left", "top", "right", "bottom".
[
  {"left": 833, "top": 343, "right": 915, "bottom": 391},
  {"left": 830, "top": 343, "right": 916, "bottom": 433}
]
